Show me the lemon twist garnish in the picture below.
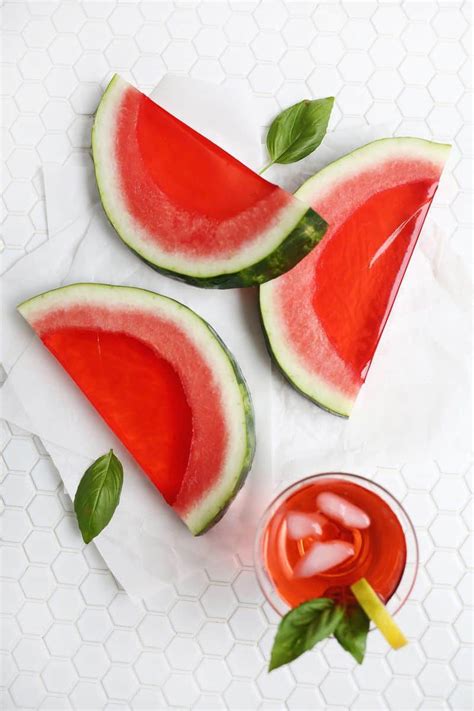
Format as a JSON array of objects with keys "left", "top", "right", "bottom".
[{"left": 351, "top": 578, "right": 408, "bottom": 650}]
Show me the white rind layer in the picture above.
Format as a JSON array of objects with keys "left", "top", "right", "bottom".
[
  {"left": 92, "top": 75, "right": 309, "bottom": 280},
  {"left": 296, "top": 137, "right": 450, "bottom": 207},
  {"left": 261, "top": 137, "right": 450, "bottom": 418},
  {"left": 18, "top": 283, "right": 253, "bottom": 534}
]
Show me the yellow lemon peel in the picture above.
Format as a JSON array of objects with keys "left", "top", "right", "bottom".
[{"left": 351, "top": 578, "right": 408, "bottom": 650}]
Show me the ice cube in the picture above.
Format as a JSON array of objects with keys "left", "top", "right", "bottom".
[
  {"left": 293, "top": 540, "right": 355, "bottom": 578},
  {"left": 316, "top": 492, "right": 370, "bottom": 529},
  {"left": 286, "top": 511, "right": 324, "bottom": 540}
]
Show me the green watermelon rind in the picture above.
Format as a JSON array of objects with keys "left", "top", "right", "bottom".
[
  {"left": 18, "top": 283, "right": 256, "bottom": 535},
  {"left": 130, "top": 208, "right": 327, "bottom": 289},
  {"left": 91, "top": 75, "right": 328, "bottom": 289},
  {"left": 260, "top": 137, "right": 451, "bottom": 418}
]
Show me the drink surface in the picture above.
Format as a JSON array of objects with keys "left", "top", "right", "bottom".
[{"left": 263, "top": 478, "right": 407, "bottom": 609}]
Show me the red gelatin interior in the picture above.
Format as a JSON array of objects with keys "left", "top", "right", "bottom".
[
  {"left": 263, "top": 478, "right": 407, "bottom": 609},
  {"left": 134, "top": 92, "right": 274, "bottom": 220},
  {"left": 42, "top": 328, "right": 192, "bottom": 504},
  {"left": 313, "top": 179, "right": 437, "bottom": 381}
]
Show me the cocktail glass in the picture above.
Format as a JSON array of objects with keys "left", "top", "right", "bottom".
[{"left": 254, "top": 472, "right": 418, "bottom": 617}]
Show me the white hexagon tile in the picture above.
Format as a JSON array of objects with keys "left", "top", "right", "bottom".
[{"left": 1, "top": 1, "right": 473, "bottom": 710}]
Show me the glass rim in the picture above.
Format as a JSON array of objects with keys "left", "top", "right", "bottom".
[{"left": 254, "top": 471, "right": 419, "bottom": 617}]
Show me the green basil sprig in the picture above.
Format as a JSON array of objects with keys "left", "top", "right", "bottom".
[
  {"left": 74, "top": 450, "right": 123, "bottom": 544},
  {"left": 261, "top": 97, "right": 335, "bottom": 174},
  {"left": 334, "top": 602, "right": 370, "bottom": 663},
  {"left": 269, "top": 598, "right": 369, "bottom": 671}
]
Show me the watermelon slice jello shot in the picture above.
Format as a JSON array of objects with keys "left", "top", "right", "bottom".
[{"left": 255, "top": 473, "right": 418, "bottom": 668}]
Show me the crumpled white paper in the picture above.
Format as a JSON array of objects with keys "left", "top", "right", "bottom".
[{"left": 1, "top": 76, "right": 471, "bottom": 602}]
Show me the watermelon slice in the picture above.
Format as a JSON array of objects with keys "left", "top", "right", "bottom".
[
  {"left": 260, "top": 138, "right": 450, "bottom": 417},
  {"left": 92, "top": 75, "right": 327, "bottom": 288},
  {"left": 18, "top": 284, "right": 255, "bottom": 534}
]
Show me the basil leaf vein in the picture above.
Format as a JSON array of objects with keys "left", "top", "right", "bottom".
[{"left": 74, "top": 450, "right": 123, "bottom": 544}]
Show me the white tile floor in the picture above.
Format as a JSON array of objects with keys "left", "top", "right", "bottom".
[{"left": 1, "top": 1, "right": 473, "bottom": 709}]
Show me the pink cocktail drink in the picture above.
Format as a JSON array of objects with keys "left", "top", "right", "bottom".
[{"left": 258, "top": 475, "right": 410, "bottom": 611}]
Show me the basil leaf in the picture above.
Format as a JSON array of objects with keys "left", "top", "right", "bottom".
[
  {"left": 269, "top": 598, "right": 344, "bottom": 671},
  {"left": 74, "top": 450, "right": 123, "bottom": 544},
  {"left": 264, "top": 97, "right": 334, "bottom": 169},
  {"left": 334, "top": 603, "right": 370, "bottom": 664}
]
